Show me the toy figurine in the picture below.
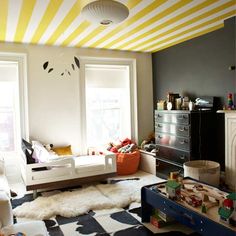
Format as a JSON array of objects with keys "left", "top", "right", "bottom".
[
  {"left": 218, "top": 197, "right": 234, "bottom": 224},
  {"left": 227, "top": 193, "right": 236, "bottom": 227},
  {"left": 201, "top": 204, "right": 207, "bottom": 213},
  {"left": 227, "top": 93, "right": 234, "bottom": 110}
]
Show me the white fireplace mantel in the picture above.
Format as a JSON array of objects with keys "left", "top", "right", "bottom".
[{"left": 218, "top": 110, "right": 236, "bottom": 191}]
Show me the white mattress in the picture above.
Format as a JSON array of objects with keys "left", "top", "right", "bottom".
[{"left": 74, "top": 155, "right": 106, "bottom": 173}]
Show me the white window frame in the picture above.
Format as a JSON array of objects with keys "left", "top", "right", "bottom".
[
  {"left": 0, "top": 52, "right": 29, "bottom": 142},
  {"left": 79, "top": 57, "right": 138, "bottom": 154}
]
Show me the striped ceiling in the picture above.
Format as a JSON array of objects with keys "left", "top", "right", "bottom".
[{"left": 0, "top": 0, "right": 235, "bottom": 53}]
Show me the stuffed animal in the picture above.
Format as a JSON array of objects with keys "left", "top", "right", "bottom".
[
  {"left": 140, "top": 132, "right": 155, "bottom": 150},
  {"left": 118, "top": 143, "right": 137, "bottom": 153},
  {"left": 44, "top": 143, "right": 53, "bottom": 151},
  {"left": 107, "top": 138, "right": 136, "bottom": 153}
]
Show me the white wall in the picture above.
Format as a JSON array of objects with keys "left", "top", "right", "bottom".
[{"left": 0, "top": 43, "right": 153, "bottom": 153}]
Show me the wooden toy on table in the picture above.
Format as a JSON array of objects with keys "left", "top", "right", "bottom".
[{"left": 227, "top": 193, "right": 236, "bottom": 226}]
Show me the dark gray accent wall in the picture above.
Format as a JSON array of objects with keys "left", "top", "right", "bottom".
[{"left": 152, "top": 17, "right": 236, "bottom": 109}]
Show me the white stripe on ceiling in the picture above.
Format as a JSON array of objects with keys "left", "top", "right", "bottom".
[
  {"left": 23, "top": 0, "right": 50, "bottom": 43},
  {"left": 81, "top": 0, "right": 154, "bottom": 47},
  {"left": 54, "top": 15, "right": 84, "bottom": 46},
  {"left": 135, "top": 5, "right": 236, "bottom": 51},
  {"left": 148, "top": 20, "right": 223, "bottom": 52},
  {"left": 69, "top": 21, "right": 103, "bottom": 47},
  {"left": 121, "top": 0, "right": 232, "bottom": 51},
  {"left": 89, "top": 0, "right": 174, "bottom": 49},
  {"left": 6, "top": 0, "right": 22, "bottom": 42},
  {"left": 38, "top": 0, "right": 77, "bottom": 44},
  {"left": 119, "top": 0, "right": 130, "bottom": 4}
]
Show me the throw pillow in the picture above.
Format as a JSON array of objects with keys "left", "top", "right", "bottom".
[
  {"left": 116, "top": 151, "right": 140, "bottom": 175},
  {"left": 32, "top": 141, "right": 50, "bottom": 163},
  {"left": 21, "top": 139, "right": 36, "bottom": 164},
  {"left": 52, "top": 145, "right": 72, "bottom": 156}
]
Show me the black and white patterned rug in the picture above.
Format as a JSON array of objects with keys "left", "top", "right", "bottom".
[{"left": 11, "top": 189, "right": 200, "bottom": 236}]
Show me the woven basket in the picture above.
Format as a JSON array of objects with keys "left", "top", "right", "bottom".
[{"left": 183, "top": 160, "right": 220, "bottom": 187}]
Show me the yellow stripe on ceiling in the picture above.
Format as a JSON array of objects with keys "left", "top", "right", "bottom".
[
  {"left": 89, "top": 0, "right": 167, "bottom": 48},
  {"left": 117, "top": 0, "right": 220, "bottom": 50},
  {"left": 75, "top": 25, "right": 106, "bottom": 47},
  {"left": 31, "top": 0, "right": 63, "bottom": 44},
  {"left": 0, "top": 0, "right": 8, "bottom": 41},
  {"left": 46, "top": 0, "right": 87, "bottom": 45},
  {"left": 61, "top": 21, "right": 90, "bottom": 46},
  {"left": 73, "top": 0, "right": 142, "bottom": 48},
  {"left": 152, "top": 23, "right": 224, "bottom": 52},
  {"left": 127, "top": 0, "right": 236, "bottom": 51},
  {"left": 14, "top": 0, "right": 37, "bottom": 42},
  {"left": 142, "top": 10, "right": 235, "bottom": 52},
  {"left": 103, "top": 0, "right": 192, "bottom": 49}
]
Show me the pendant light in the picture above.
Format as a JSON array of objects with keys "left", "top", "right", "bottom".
[{"left": 81, "top": 0, "right": 129, "bottom": 25}]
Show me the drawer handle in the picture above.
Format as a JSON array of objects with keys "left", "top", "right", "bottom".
[
  {"left": 158, "top": 124, "right": 163, "bottom": 128},
  {"left": 178, "top": 127, "right": 187, "bottom": 132},
  {"left": 179, "top": 140, "right": 187, "bottom": 144},
  {"left": 179, "top": 155, "right": 185, "bottom": 160},
  {"left": 158, "top": 135, "right": 163, "bottom": 139},
  {"left": 158, "top": 114, "right": 163, "bottom": 118},
  {"left": 178, "top": 115, "right": 188, "bottom": 120}
]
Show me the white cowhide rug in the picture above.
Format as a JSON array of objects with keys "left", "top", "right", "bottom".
[{"left": 13, "top": 171, "right": 163, "bottom": 220}]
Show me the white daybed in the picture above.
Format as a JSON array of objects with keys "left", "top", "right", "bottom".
[{"left": 20, "top": 152, "right": 116, "bottom": 197}]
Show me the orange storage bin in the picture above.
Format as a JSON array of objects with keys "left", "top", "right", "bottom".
[{"left": 116, "top": 151, "right": 140, "bottom": 175}]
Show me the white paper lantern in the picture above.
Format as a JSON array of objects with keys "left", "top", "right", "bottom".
[{"left": 81, "top": 0, "right": 129, "bottom": 25}]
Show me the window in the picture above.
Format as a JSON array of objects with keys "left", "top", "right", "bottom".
[
  {"left": 0, "top": 53, "right": 28, "bottom": 155},
  {"left": 0, "top": 62, "right": 20, "bottom": 152},
  {"left": 85, "top": 65, "right": 131, "bottom": 147},
  {"left": 79, "top": 58, "right": 137, "bottom": 153}
]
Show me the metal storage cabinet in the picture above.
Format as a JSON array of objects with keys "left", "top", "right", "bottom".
[{"left": 154, "top": 110, "right": 215, "bottom": 179}]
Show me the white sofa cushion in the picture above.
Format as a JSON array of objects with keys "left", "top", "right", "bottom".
[
  {"left": 0, "top": 176, "right": 10, "bottom": 198},
  {"left": 0, "top": 191, "right": 13, "bottom": 228},
  {"left": 0, "top": 157, "right": 10, "bottom": 197},
  {"left": 0, "top": 220, "right": 48, "bottom": 236}
]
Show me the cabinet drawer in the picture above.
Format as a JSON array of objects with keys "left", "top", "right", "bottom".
[
  {"left": 155, "top": 112, "right": 189, "bottom": 125},
  {"left": 156, "top": 159, "right": 184, "bottom": 179},
  {"left": 155, "top": 123, "right": 190, "bottom": 137},
  {"left": 156, "top": 146, "right": 190, "bottom": 165},
  {"left": 156, "top": 134, "right": 190, "bottom": 151}
]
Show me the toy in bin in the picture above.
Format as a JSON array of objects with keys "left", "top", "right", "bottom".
[{"left": 150, "top": 209, "right": 175, "bottom": 228}]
